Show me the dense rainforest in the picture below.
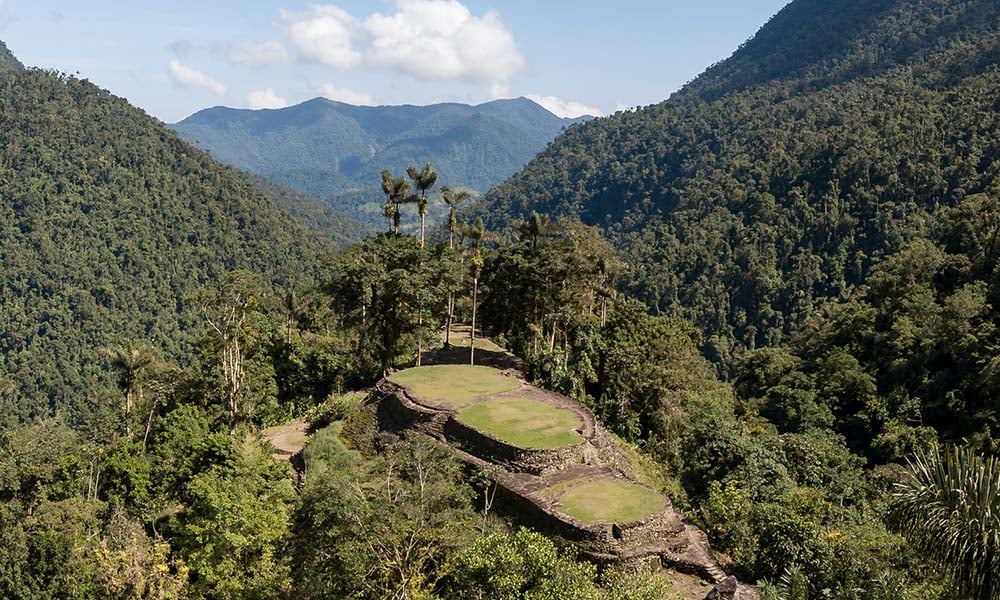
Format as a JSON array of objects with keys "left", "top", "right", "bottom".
[
  {"left": 462, "top": 0, "right": 1000, "bottom": 594},
  {"left": 3, "top": 0, "right": 1000, "bottom": 597},
  {"left": 477, "top": 0, "right": 1000, "bottom": 365},
  {"left": 243, "top": 173, "right": 362, "bottom": 248},
  {"left": 0, "top": 64, "right": 334, "bottom": 425}
]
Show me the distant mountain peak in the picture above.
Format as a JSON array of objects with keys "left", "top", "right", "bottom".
[{"left": 171, "top": 96, "right": 592, "bottom": 227}]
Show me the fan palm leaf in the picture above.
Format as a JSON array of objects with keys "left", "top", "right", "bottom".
[{"left": 889, "top": 445, "right": 1000, "bottom": 600}]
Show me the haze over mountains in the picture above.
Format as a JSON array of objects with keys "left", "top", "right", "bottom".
[
  {"left": 0, "top": 40, "right": 22, "bottom": 72},
  {"left": 171, "top": 97, "right": 590, "bottom": 227}
]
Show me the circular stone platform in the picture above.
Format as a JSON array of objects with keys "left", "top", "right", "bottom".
[
  {"left": 554, "top": 478, "right": 665, "bottom": 524},
  {"left": 457, "top": 397, "right": 584, "bottom": 450},
  {"left": 389, "top": 365, "right": 519, "bottom": 409}
]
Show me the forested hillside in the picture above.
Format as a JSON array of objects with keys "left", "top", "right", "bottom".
[
  {"left": 0, "top": 65, "right": 331, "bottom": 425},
  {"left": 172, "top": 97, "right": 588, "bottom": 227},
  {"left": 479, "top": 0, "right": 1000, "bottom": 362},
  {"left": 247, "top": 173, "right": 362, "bottom": 247},
  {"left": 2, "top": 2, "right": 998, "bottom": 597},
  {"left": 0, "top": 40, "right": 22, "bottom": 72}
]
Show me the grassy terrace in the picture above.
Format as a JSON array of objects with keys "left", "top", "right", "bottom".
[
  {"left": 555, "top": 479, "right": 665, "bottom": 524},
  {"left": 457, "top": 397, "right": 583, "bottom": 449},
  {"left": 388, "top": 365, "right": 519, "bottom": 409}
]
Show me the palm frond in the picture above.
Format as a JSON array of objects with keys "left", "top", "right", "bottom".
[{"left": 889, "top": 445, "right": 1000, "bottom": 600}]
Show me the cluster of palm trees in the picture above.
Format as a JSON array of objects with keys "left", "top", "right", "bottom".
[
  {"left": 380, "top": 163, "right": 475, "bottom": 248},
  {"left": 380, "top": 163, "right": 498, "bottom": 364}
]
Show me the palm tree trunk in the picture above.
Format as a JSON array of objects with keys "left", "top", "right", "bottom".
[
  {"left": 470, "top": 276, "right": 478, "bottom": 365},
  {"left": 143, "top": 398, "right": 157, "bottom": 451},
  {"left": 125, "top": 389, "right": 133, "bottom": 440},
  {"left": 420, "top": 215, "right": 425, "bottom": 247},
  {"left": 416, "top": 312, "right": 423, "bottom": 367},
  {"left": 445, "top": 293, "right": 453, "bottom": 346}
]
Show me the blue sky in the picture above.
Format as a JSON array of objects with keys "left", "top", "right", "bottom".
[{"left": 0, "top": 1, "right": 790, "bottom": 122}]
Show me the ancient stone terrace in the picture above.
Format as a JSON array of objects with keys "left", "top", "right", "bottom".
[{"left": 367, "top": 363, "right": 756, "bottom": 600}]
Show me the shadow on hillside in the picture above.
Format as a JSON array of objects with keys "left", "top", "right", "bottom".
[
  {"left": 420, "top": 344, "right": 522, "bottom": 371},
  {"left": 404, "top": 324, "right": 525, "bottom": 372}
]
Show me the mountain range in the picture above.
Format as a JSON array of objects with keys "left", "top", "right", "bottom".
[{"left": 171, "top": 97, "right": 590, "bottom": 227}]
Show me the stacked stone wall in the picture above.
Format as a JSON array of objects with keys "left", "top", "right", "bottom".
[{"left": 366, "top": 373, "right": 756, "bottom": 598}]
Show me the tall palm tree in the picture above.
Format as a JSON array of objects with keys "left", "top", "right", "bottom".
[
  {"left": 441, "top": 187, "right": 472, "bottom": 250},
  {"left": 464, "top": 218, "right": 497, "bottom": 365},
  {"left": 406, "top": 163, "right": 437, "bottom": 246},
  {"left": 441, "top": 186, "right": 472, "bottom": 347},
  {"left": 380, "top": 169, "right": 411, "bottom": 234},
  {"left": 101, "top": 342, "right": 155, "bottom": 440},
  {"left": 381, "top": 170, "right": 397, "bottom": 233},
  {"left": 889, "top": 445, "right": 1000, "bottom": 600}
]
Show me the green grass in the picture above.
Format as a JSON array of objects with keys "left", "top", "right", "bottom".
[
  {"left": 557, "top": 479, "right": 665, "bottom": 524},
  {"left": 389, "top": 365, "right": 519, "bottom": 409},
  {"left": 443, "top": 326, "right": 505, "bottom": 353},
  {"left": 457, "top": 397, "right": 583, "bottom": 449}
]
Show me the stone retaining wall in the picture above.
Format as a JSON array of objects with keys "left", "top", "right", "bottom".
[
  {"left": 443, "top": 417, "right": 586, "bottom": 475},
  {"left": 366, "top": 372, "right": 751, "bottom": 597}
]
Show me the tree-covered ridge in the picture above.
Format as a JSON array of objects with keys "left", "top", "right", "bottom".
[
  {"left": 246, "top": 173, "right": 363, "bottom": 248},
  {"left": 0, "top": 40, "right": 22, "bottom": 72},
  {"left": 684, "top": 0, "right": 1000, "bottom": 99},
  {"left": 478, "top": 0, "right": 1000, "bottom": 360},
  {"left": 171, "top": 97, "right": 589, "bottom": 227},
  {"left": 0, "top": 67, "right": 331, "bottom": 425}
]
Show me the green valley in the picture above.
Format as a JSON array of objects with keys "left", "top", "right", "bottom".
[
  {"left": 2, "top": 0, "right": 999, "bottom": 598},
  {"left": 171, "top": 97, "right": 590, "bottom": 229}
]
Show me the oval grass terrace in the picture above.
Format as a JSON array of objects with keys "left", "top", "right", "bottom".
[
  {"left": 549, "top": 476, "right": 666, "bottom": 524},
  {"left": 389, "top": 364, "right": 519, "bottom": 409},
  {"left": 376, "top": 363, "right": 738, "bottom": 596},
  {"left": 388, "top": 364, "right": 589, "bottom": 451},
  {"left": 457, "top": 397, "right": 583, "bottom": 450}
]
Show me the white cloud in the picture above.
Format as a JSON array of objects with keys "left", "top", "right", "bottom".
[
  {"left": 282, "top": 5, "right": 361, "bottom": 69},
  {"left": 489, "top": 81, "right": 510, "bottom": 99},
  {"left": 230, "top": 41, "right": 288, "bottom": 65},
  {"left": 167, "top": 60, "right": 226, "bottom": 96},
  {"left": 319, "top": 83, "right": 374, "bottom": 105},
  {"left": 278, "top": 1, "right": 523, "bottom": 92},
  {"left": 526, "top": 95, "right": 602, "bottom": 118},
  {"left": 246, "top": 88, "right": 289, "bottom": 110},
  {"left": 364, "top": 0, "right": 524, "bottom": 84}
]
